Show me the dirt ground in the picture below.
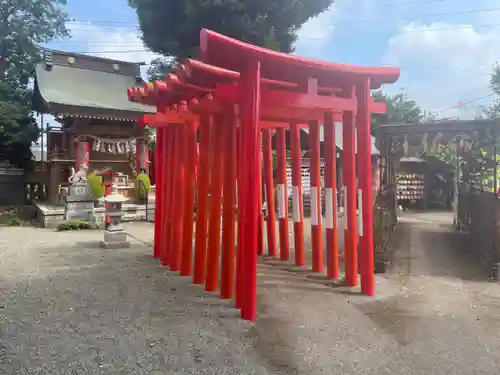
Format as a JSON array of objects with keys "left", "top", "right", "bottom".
[{"left": 2, "top": 212, "right": 500, "bottom": 374}]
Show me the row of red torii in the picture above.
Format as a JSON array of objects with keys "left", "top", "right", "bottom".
[{"left": 128, "top": 29, "right": 400, "bottom": 321}]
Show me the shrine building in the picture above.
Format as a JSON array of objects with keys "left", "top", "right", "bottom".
[{"left": 30, "top": 50, "right": 155, "bottom": 226}]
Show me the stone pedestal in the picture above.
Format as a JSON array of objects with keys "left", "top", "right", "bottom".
[
  {"left": 100, "top": 230, "right": 130, "bottom": 249},
  {"left": 65, "top": 183, "right": 95, "bottom": 222}
]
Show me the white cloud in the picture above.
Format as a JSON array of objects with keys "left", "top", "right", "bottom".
[
  {"left": 68, "top": 23, "right": 160, "bottom": 64},
  {"left": 384, "top": 22, "right": 500, "bottom": 118},
  {"left": 294, "top": 5, "right": 339, "bottom": 58},
  {"left": 385, "top": 22, "right": 499, "bottom": 71}
]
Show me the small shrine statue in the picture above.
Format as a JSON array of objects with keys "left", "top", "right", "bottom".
[{"left": 68, "top": 163, "right": 89, "bottom": 184}]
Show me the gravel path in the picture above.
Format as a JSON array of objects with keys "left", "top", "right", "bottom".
[{"left": 2, "top": 213, "right": 500, "bottom": 374}]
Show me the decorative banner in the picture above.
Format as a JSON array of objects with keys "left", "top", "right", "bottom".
[
  {"left": 325, "top": 188, "right": 334, "bottom": 229},
  {"left": 77, "top": 135, "right": 145, "bottom": 156},
  {"left": 451, "top": 132, "right": 471, "bottom": 153},
  {"left": 277, "top": 183, "right": 286, "bottom": 219},
  {"left": 311, "top": 186, "right": 319, "bottom": 226}
]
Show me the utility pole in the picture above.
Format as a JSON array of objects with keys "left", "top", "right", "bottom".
[{"left": 399, "top": 87, "right": 405, "bottom": 122}]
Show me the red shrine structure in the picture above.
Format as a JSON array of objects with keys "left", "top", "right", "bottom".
[{"left": 128, "top": 29, "right": 400, "bottom": 321}]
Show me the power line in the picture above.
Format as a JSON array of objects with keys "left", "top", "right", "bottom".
[
  {"left": 433, "top": 92, "right": 496, "bottom": 115},
  {"left": 394, "top": 22, "right": 500, "bottom": 35},
  {"left": 62, "top": 20, "right": 500, "bottom": 37},
  {"left": 65, "top": 5, "right": 500, "bottom": 30}
]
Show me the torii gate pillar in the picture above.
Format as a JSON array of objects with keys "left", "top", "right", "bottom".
[
  {"left": 357, "top": 78, "right": 375, "bottom": 296},
  {"left": 240, "top": 60, "right": 261, "bottom": 321}
]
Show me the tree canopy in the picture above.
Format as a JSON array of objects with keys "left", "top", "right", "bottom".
[
  {"left": 487, "top": 63, "right": 500, "bottom": 119},
  {"left": 371, "top": 91, "right": 423, "bottom": 134},
  {"left": 129, "top": 0, "right": 334, "bottom": 80},
  {"left": 0, "top": 0, "right": 68, "bottom": 168}
]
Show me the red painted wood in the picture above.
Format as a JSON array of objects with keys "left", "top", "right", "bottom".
[
  {"left": 324, "top": 113, "right": 339, "bottom": 279},
  {"left": 205, "top": 119, "right": 225, "bottom": 292},
  {"left": 153, "top": 127, "right": 163, "bottom": 259},
  {"left": 162, "top": 126, "right": 176, "bottom": 266},
  {"left": 180, "top": 120, "right": 198, "bottom": 276},
  {"left": 221, "top": 114, "right": 237, "bottom": 299},
  {"left": 128, "top": 28, "right": 401, "bottom": 323},
  {"left": 235, "top": 125, "right": 243, "bottom": 309},
  {"left": 215, "top": 82, "right": 386, "bottom": 114},
  {"left": 193, "top": 116, "right": 212, "bottom": 284},
  {"left": 169, "top": 126, "right": 186, "bottom": 272},
  {"left": 309, "top": 121, "right": 323, "bottom": 273},
  {"left": 160, "top": 126, "right": 173, "bottom": 266},
  {"left": 215, "top": 83, "right": 357, "bottom": 112},
  {"left": 276, "top": 128, "right": 290, "bottom": 261},
  {"left": 240, "top": 60, "right": 260, "bottom": 322},
  {"left": 199, "top": 29, "right": 400, "bottom": 89},
  {"left": 257, "top": 135, "right": 264, "bottom": 256},
  {"left": 343, "top": 108, "right": 358, "bottom": 287},
  {"left": 262, "top": 129, "right": 277, "bottom": 257},
  {"left": 290, "top": 123, "right": 305, "bottom": 267},
  {"left": 356, "top": 79, "right": 375, "bottom": 296}
]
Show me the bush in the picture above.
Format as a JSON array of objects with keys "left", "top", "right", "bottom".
[
  {"left": 87, "top": 172, "right": 105, "bottom": 198},
  {"left": 135, "top": 172, "right": 151, "bottom": 201},
  {"left": 56, "top": 219, "right": 91, "bottom": 231},
  {"left": 8, "top": 217, "right": 21, "bottom": 226},
  {"left": 0, "top": 211, "right": 22, "bottom": 226}
]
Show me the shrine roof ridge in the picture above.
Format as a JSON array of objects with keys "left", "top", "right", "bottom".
[
  {"left": 377, "top": 119, "right": 499, "bottom": 136},
  {"left": 33, "top": 50, "right": 155, "bottom": 118},
  {"left": 199, "top": 29, "right": 400, "bottom": 90},
  {"left": 42, "top": 48, "right": 147, "bottom": 68}
]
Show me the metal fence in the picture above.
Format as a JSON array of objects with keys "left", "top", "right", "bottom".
[{"left": 458, "top": 186, "right": 500, "bottom": 279}]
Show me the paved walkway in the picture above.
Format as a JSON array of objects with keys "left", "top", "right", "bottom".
[{"left": 1, "top": 213, "right": 500, "bottom": 374}]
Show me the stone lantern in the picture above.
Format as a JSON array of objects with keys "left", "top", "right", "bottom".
[{"left": 100, "top": 184, "right": 130, "bottom": 249}]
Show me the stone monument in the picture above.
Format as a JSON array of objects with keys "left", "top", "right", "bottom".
[
  {"left": 65, "top": 164, "right": 95, "bottom": 222},
  {"left": 100, "top": 185, "right": 130, "bottom": 249}
]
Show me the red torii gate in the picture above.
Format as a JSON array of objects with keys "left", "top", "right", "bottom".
[{"left": 129, "top": 29, "right": 400, "bottom": 321}]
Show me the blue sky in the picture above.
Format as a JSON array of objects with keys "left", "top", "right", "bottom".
[{"left": 45, "top": 0, "right": 500, "bottom": 120}]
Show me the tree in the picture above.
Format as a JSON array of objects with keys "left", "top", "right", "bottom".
[
  {"left": 147, "top": 57, "right": 175, "bottom": 81},
  {"left": 0, "top": 0, "right": 68, "bottom": 168},
  {"left": 487, "top": 63, "right": 500, "bottom": 119},
  {"left": 129, "top": 0, "right": 334, "bottom": 78},
  {"left": 371, "top": 90, "right": 423, "bottom": 135}
]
